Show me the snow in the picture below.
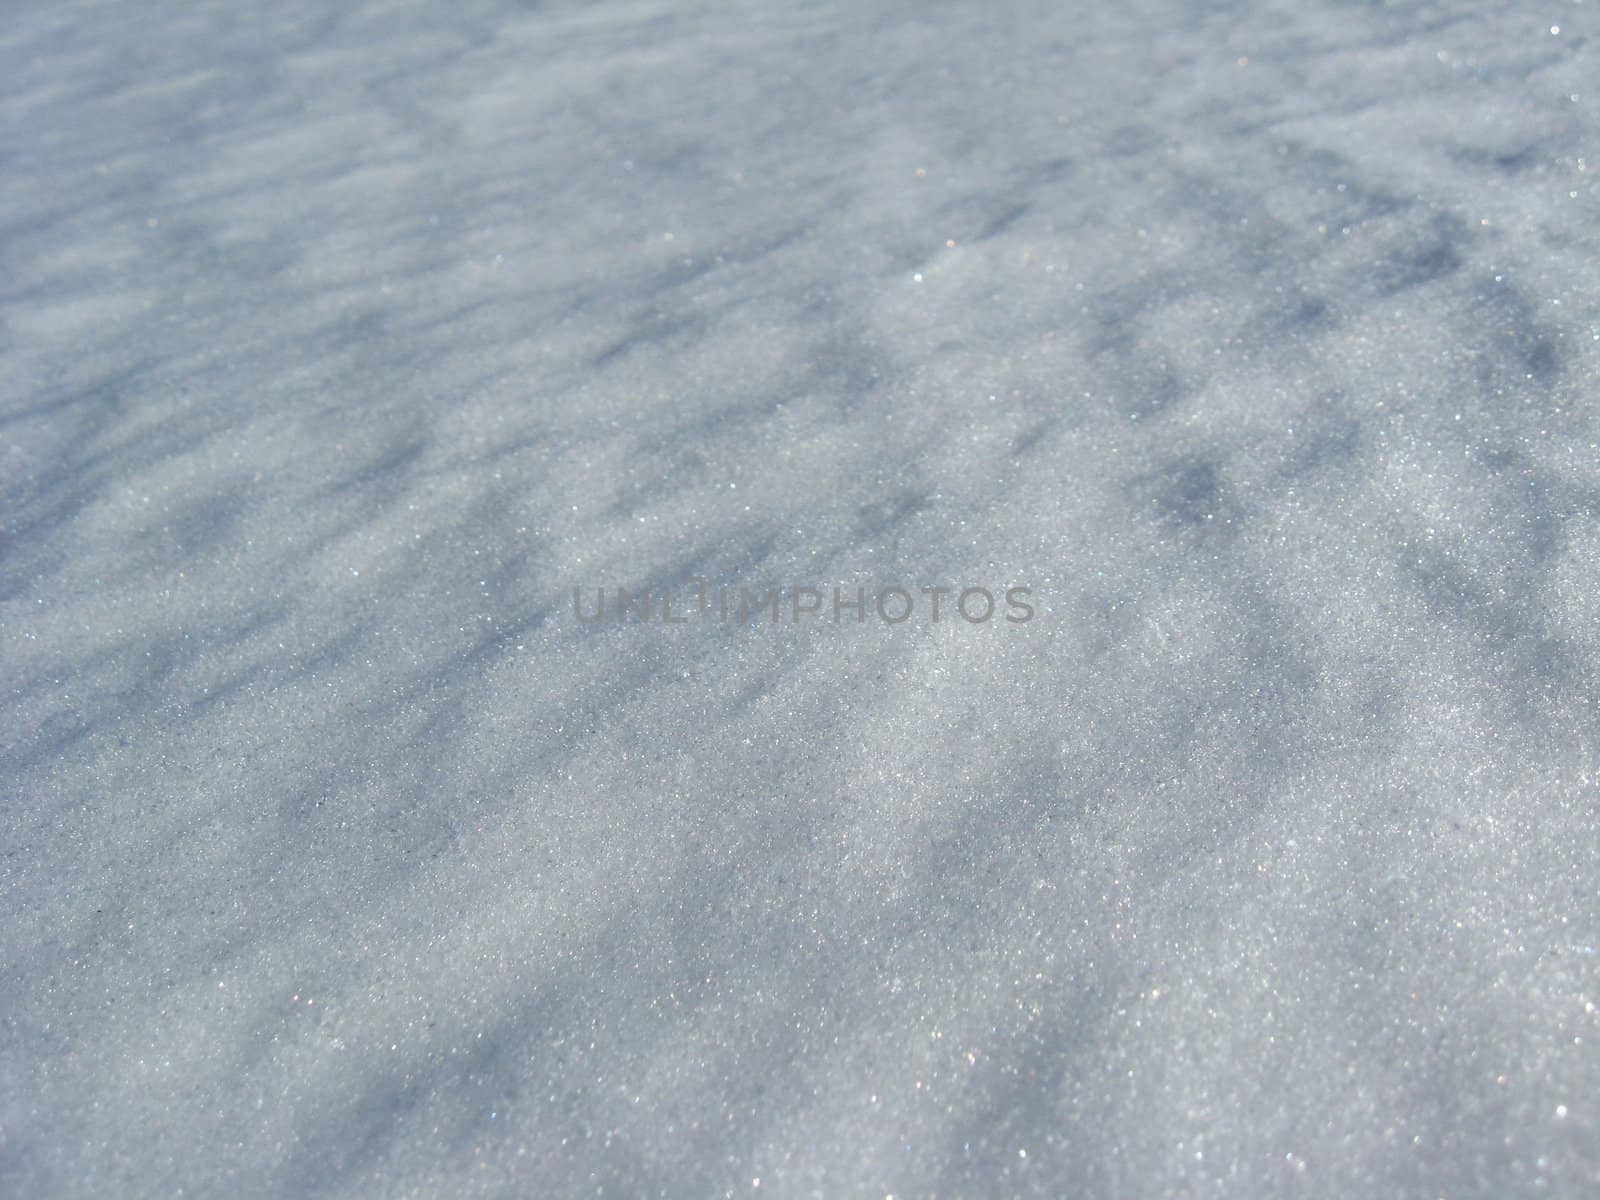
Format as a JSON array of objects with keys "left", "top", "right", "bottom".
[{"left": 3, "top": 1, "right": 1599, "bottom": 1196}]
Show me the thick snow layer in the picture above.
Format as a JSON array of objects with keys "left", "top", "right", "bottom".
[{"left": 4, "top": 1, "right": 1600, "bottom": 1196}]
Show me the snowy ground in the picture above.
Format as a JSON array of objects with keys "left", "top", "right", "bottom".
[{"left": 4, "top": 1, "right": 1600, "bottom": 1196}]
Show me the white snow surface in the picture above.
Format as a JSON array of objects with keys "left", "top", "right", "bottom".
[{"left": 4, "top": 1, "right": 1600, "bottom": 1196}]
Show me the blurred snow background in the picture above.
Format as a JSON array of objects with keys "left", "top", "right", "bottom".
[{"left": 4, "top": 0, "right": 1600, "bottom": 1196}]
